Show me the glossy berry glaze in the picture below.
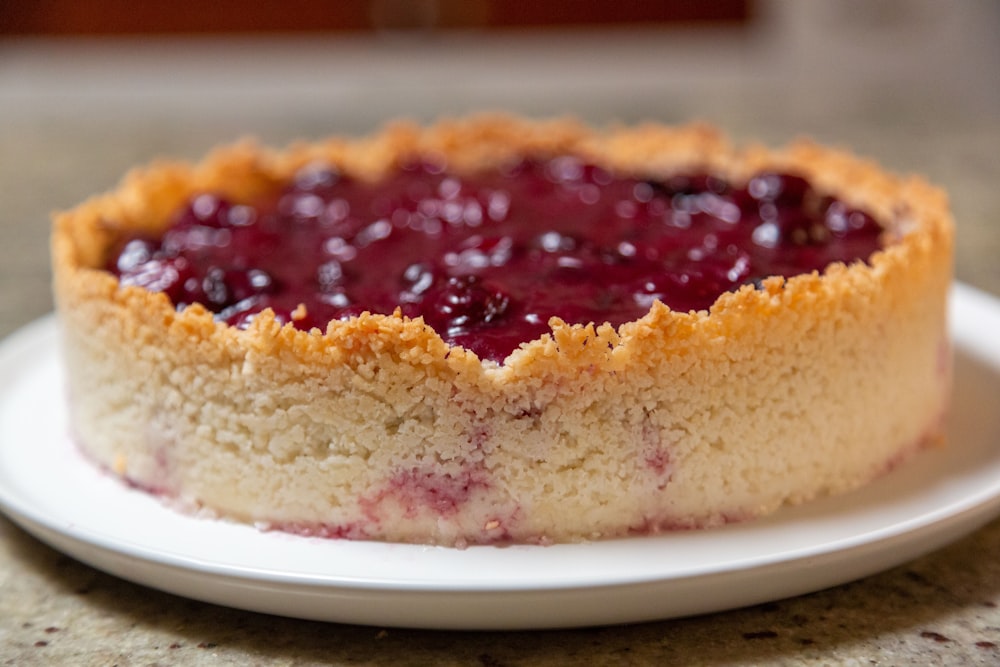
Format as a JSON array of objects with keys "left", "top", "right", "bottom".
[{"left": 109, "top": 157, "right": 883, "bottom": 362}]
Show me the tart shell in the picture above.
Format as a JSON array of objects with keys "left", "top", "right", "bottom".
[{"left": 52, "top": 116, "right": 954, "bottom": 545}]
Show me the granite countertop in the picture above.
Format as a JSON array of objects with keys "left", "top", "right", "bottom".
[{"left": 2, "top": 7, "right": 1000, "bottom": 663}]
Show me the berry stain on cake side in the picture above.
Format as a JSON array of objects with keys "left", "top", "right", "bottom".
[{"left": 107, "top": 158, "right": 884, "bottom": 363}]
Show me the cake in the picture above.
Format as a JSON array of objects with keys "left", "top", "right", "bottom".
[{"left": 52, "top": 116, "right": 954, "bottom": 546}]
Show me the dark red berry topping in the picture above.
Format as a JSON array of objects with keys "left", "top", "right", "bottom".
[{"left": 108, "top": 157, "right": 883, "bottom": 362}]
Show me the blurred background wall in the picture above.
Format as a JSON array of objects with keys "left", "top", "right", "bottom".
[{"left": 1, "top": 0, "right": 998, "bottom": 334}]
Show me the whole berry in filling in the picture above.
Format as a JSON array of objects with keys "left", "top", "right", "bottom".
[{"left": 109, "top": 157, "right": 883, "bottom": 362}]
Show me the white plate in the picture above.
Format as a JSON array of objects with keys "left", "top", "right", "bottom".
[{"left": 2, "top": 283, "right": 1000, "bottom": 630}]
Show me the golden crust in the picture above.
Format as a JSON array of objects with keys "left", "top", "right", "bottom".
[
  {"left": 52, "top": 115, "right": 955, "bottom": 545},
  {"left": 53, "top": 115, "right": 951, "bottom": 373}
]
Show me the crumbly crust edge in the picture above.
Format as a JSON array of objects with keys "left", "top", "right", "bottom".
[{"left": 51, "top": 114, "right": 955, "bottom": 383}]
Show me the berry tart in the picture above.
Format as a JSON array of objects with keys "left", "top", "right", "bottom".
[{"left": 52, "top": 116, "right": 954, "bottom": 546}]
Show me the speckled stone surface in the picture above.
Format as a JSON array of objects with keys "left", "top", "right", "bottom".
[
  {"left": 2, "top": 5, "right": 1000, "bottom": 663},
  {"left": 3, "top": 513, "right": 1000, "bottom": 665}
]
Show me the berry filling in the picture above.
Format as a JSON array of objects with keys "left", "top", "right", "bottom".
[{"left": 109, "top": 157, "right": 883, "bottom": 362}]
